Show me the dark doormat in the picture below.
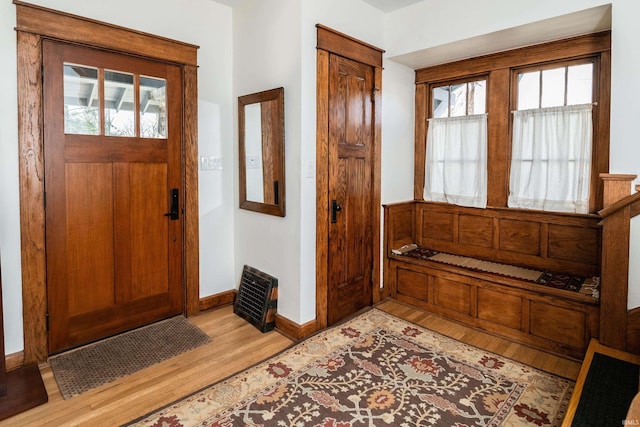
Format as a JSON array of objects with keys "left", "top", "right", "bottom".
[
  {"left": 49, "top": 316, "right": 211, "bottom": 399},
  {"left": 572, "top": 352, "right": 639, "bottom": 426}
]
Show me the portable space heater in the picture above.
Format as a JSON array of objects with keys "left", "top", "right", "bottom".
[{"left": 234, "top": 265, "right": 278, "bottom": 332}]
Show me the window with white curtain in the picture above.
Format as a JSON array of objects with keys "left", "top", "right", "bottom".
[
  {"left": 509, "top": 104, "right": 593, "bottom": 213},
  {"left": 424, "top": 80, "right": 488, "bottom": 208},
  {"left": 509, "top": 62, "right": 594, "bottom": 214}
]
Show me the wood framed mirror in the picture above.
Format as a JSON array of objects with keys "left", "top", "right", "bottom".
[{"left": 238, "top": 87, "right": 285, "bottom": 216}]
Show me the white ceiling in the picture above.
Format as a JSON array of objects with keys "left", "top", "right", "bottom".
[
  {"left": 213, "top": 0, "right": 424, "bottom": 12},
  {"left": 361, "top": 0, "right": 423, "bottom": 13}
]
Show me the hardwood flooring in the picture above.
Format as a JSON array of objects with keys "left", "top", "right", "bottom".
[{"left": 2, "top": 299, "right": 581, "bottom": 426}]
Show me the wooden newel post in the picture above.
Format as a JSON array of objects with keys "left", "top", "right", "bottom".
[
  {"left": 600, "top": 173, "right": 637, "bottom": 208},
  {"left": 598, "top": 173, "right": 638, "bottom": 351}
]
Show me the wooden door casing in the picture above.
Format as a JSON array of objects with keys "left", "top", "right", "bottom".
[
  {"left": 316, "top": 25, "right": 383, "bottom": 330},
  {"left": 327, "top": 55, "right": 374, "bottom": 325},
  {"left": 43, "top": 40, "right": 183, "bottom": 353},
  {"left": 16, "top": 2, "right": 199, "bottom": 364}
]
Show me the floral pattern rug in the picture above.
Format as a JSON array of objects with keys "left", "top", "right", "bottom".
[{"left": 126, "top": 309, "right": 573, "bottom": 426}]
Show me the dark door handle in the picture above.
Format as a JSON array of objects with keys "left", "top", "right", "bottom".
[
  {"left": 331, "top": 199, "right": 342, "bottom": 223},
  {"left": 164, "top": 188, "right": 179, "bottom": 220}
]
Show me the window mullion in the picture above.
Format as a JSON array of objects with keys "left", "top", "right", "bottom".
[{"left": 99, "top": 68, "right": 105, "bottom": 136}]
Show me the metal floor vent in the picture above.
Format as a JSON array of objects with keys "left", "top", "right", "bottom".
[{"left": 234, "top": 265, "right": 278, "bottom": 332}]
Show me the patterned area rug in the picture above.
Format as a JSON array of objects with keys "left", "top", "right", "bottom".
[
  {"left": 126, "top": 309, "right": 573, "bottom": 426},
  {"left": 50, "top": 316, "right": 211, "bottom": 399}
]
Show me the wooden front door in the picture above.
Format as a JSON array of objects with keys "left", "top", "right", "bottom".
[
  {"left": 327, "top": 54, "right": 375, "bottom": 325},
  {"left": 43, "top": 40, "right": 184, "bottom": 353}
]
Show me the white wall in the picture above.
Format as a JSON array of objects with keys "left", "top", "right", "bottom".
[
  {"left": 0, "top": 0, "right": 22, "bottom": 355},
  {"left": 232, "top": 0, "right": 304, "bottom": 323},
  {"left": 0, "top": 0, "right": 234, "bottom": 354},
  {"left": 610, "top": 0, "right": 640, "bottom": 308}
]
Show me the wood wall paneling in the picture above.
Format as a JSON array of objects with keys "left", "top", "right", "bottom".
[
  {"left": 458, "top": 214, "right": 493, "bottom": 248},
  {"left": 477, "top": 288, "right": 522, "bottom": 330},
  {"left": 433, "top": 276, "right": 471, "bottom": 315},
  {"left": 396, "top": 268, "right": 429, "bottom": 302},
  {"left": 499, "top": 219, "right": 541, "bottom": 256},
  {"left": 384, "top": 202, "right": 601, "bottom": 358},
  {"left": 529, "top": 301, "right": 587, "bottom": 350},
  {"left": 547, "top": 224, "right": 599, "bottom": 265},
  {"left": 421, "top": 211, "right": 454, "bottom": 243}
]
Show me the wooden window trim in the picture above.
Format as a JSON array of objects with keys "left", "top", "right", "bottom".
[
  {"left": 15, "top": 1, "right": 200, "bottom": 363},
  {"left": 414, "top": 31, "right": 611, "bottom": 212}
]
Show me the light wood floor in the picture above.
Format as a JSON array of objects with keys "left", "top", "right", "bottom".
[{"left": 2, "top": 299, "right": 582, "bottom": 426}]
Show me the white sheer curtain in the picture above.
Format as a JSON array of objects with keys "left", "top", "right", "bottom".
[
  {"left": 424, "top": 114, "right": 488, "bottom": 208},
  {"left": 509, "top": 104, "right": 592, "bottom": 214}
]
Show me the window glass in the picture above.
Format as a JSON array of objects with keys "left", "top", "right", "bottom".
[
  {"left": 140, "top": 76, "right": 167, "bottom": 138},
  {"left": 63, "top": 64, "right": 100, "bottom": 135},
  {"left": 449, "top": 83, "right": 467, "bottom": 117},
  {"left": 104, "top": 70, "right": 135, "bottom": 137},
  {"left": 517, "top": 71, "right": 540, "bottom": 110},
  {"left": 541, "top": 67, "right": 566, "bottom": 108},
  {"left": 517, "top": 62, "right": 593, "bottom": 110},
  {"left": 567, "top": 63, "right": 594, "bottom": 105},
  {"left": 432, "top": 79, "right": 486, "bottom": 118},
  {"left": 468, "top": 80, "right": 486, "bottom": 115},
  {"left": 432, "top": 86, "right": 450, "bottom": 118}
]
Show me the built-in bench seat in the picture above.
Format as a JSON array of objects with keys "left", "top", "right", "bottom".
[{"left": 384, "top": 201, "right": 602, "bottom": 359}]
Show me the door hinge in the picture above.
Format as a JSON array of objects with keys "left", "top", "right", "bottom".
[
  {"left": 371, "top": 87, "right": 379, "bottom": 101},
  {"left": 44, "top": 191, "right": 47, "bottom": 210},
  {"left": 45, "top": 312, "right": 49, "bottom": 331}
]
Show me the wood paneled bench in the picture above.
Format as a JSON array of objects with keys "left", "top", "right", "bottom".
[{"left": 383, "top": 201, "right": 602, "bottom": 359}]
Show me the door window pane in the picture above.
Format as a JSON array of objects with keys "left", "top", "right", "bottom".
[
  {"left": 104, "top": 70, "right": 135, "bottom": 137},
  {"left": 140, "top": 76, "right": 167, "bottom": 138},
  {"left": 63, "top": 64, "right": 100, "bottom": 135}
]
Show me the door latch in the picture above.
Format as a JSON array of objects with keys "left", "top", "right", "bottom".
[
  {"left": 331, "top": 199, "right": 342, "bottom": 223},
  {"left": 164, "top": 188, "right": 179, "bottom": 220}
]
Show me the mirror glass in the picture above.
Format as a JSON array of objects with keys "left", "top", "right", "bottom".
[{"left": 239, "top": 87, "right": 285, "bottom": 216}]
